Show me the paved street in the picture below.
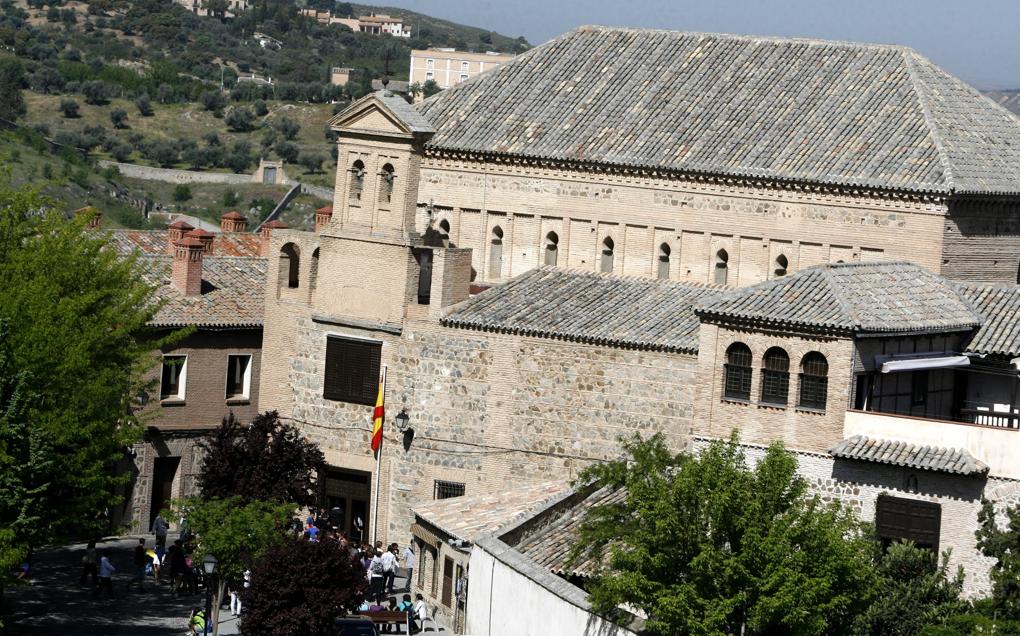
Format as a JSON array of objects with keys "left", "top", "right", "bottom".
[{"left": 3, "top": 534, "right": 239, "bottom": 635}]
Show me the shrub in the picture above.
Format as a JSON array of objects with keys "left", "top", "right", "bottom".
[
  {"left": 223, "top": 190, "right": 240, "bottom": 207},
  {"left": 253, "top": 99, "right": 268, "bottom": 116},
  {"left": 298, "top": 153, "right": 323, "bottom": 174},
  {"left": 109, "top": 108, "right": 128, "bottom": 129},
  {"left": 199, "top": 89, "right": 226, "bottom": 113},
  {"left": 81, "top": 80, "right": 112, "bottom": 106},
  {"left": 225, "top": 106, "right": 255, "bottom": 132},
  {"left": 135, "top": 93, "right": 153, "bottom": 117},
  {"left": 274, "top": 141, "right": 299, "bottom": 164},
  {"left": 173, "top": 184, "right": 192, "bottom": 202},
  {"left": 59, "top": 99, "right": 80, "bottom": 118},
  {"left": 110, "top": 143, "right": 132, "bottom": 162},
  {"left": 275, "top": 117, "right": 299, "bottom": 140}
]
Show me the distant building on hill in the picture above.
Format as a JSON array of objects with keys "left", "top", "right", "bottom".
[
  {"left": 409, "top": 49, "right": 515, "bottom": 91},
  {"left": 301, "top": 9, "right": 411, "bottom": 38},
  {"left": 331, "top": 67, "right": 356, "bottom": 87},
  {"left": 173, "top": 0, "right": 248, "bottom": 18}
]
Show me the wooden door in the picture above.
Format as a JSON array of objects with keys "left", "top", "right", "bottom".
[{"left": 441, "top": 556, "right": 454, "bottom": 607}]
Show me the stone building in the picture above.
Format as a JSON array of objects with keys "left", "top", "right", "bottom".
[
  {"left": 110, "top": 214, "right": 285, "bottom": 530},
  {"left": 412, "top": 26, "right": 1020, "bottom": 287},
  {"left": 409, "top": 49, "right": 516, "bottom": 92}
]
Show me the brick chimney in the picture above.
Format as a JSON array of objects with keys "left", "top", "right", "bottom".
[
  {"left": 315, "top": 205, "right": 333, "bottom": 233},
  {"left": 171, "top": 237, "right": 204, "bottom": 296},
  {"left": 75, "top": 206, "right": 102, "bottom": 229},
  {"left": 259, "top": 219, "right": 288, "bottom": 256},
  {"left": 186, "top": 228, "right": 215, "bottom": 254},
  {"left": 167, "top": 220, "right": 194, "bottom": 254},
  {"left": 220, "top": 211, "right": 247, "bottom": 233}
]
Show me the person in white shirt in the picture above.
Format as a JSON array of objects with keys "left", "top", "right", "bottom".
[
  {"left": 381, "top": 546, "right": 397, "bottom": 594},
  {"left": 414, "top": 593, "right": 428, "bottom": 623},
  {"left": 402, "top": 545, "right": 415, "bottom": 592}
]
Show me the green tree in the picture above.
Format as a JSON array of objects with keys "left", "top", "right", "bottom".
[
  {"left": 859, "top": 541, "right": 966, "bottom": 635},
  {"left": 59, "top": 99, "right": 80, "bottom": 118},
  {"left": 173, "top": 496, "right": 293, "bottom": 634},
  {"left": 0, "top": 58, "right": 26, "bottom": 122},
  {"left": 0, "top": 186, "right": 167, "bottom": 545},
  {"left": 977, "top": 498, "right": 1020, "bottom": 618},
  {"left": 173, "top": 184, "right": 192, "bottom": 201},
  {"left": 274, "top": 140, "right": 299, "bottom": 164},
  {"left": 135, "top": 93, "right": 153, "bottom": 116},
  {"left": 225, "top": 106, "right": 255, "bottom": 132},
  {"left": 110, "top": 108, "right": 129, "bottom": 129},
  {"left": 571, "top": 433, "right": 878, "bottom": 636},
  {"left": 253, "top": 99, "right": 268, "bottom": 117},
  {"left": 422, "top": 79, "right": 441, "bottom": 98},
  {"left": 274, "top": 117, "right": 300, "bottom": 140}
]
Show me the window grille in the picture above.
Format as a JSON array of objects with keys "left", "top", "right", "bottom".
[
  {"left": 760, "top": 347, "right": 790, "bottom": 405},
  {"left": 433, "top": 480, "right": 465, "bottom": 500},
  {"left": 798, "top": 352, "right": 828, "bottom": 410},
  {"left": 723, "top": 343, "right": 752, "bottom": 401}
]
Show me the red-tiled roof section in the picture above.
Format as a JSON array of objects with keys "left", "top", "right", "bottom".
[{"left": 111, "top": 230, "right": 262, "bottom": 257}]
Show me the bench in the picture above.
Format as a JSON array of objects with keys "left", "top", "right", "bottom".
[{"left": 361, "top": 611, "right": 414, "bottom": 633}]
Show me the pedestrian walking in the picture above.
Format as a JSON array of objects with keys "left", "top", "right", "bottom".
[
  {"left": 369, "top": 549, "right": 385, "bottom": 598},
  {"left": 381, "top": 544, "right": 397, "bottom": 594},
  {"left": 79, "top": 539, "right": 98, "bottom": 587},
  {"left": 127, "top": 538, "right": 147, "bottom": 592},
  {"left": 229, "top": 570, "right": 249, "bottom": 616},
  {"left": 402, "top": 545, "right": 415, "bottom": 592},
  {"left": 151, "top": 513, "right": 168, "bottom": 547},
  {"left": 94, "top": 551, "right": 115, "bottom": 598},
  {"left": 168, "top": 539, "right": 186, "bottom": 596}
]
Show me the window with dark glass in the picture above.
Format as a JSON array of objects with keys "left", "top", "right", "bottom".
[
  {"left": 760, "top": 347, "right": 790, "bottom": 406},
  {"left": 798, "top": 352, "right": 828, "bottom": 410},
  {"left": 225, "top": 354, "right": 252, "bottom": 400},
  {"left": 875, "top": 494, "right": 941, "bottom": 551},
  {"left": 323, "top": 336, "right": 381, "bottom": 405},
  {"left": 723, "top": 342, "right": 752, "bottom": 401},
  {"left": 415, "top": 249, "right": 433, "bottom": 305},
  {"left": 433, "top": 480, "right": 465, "bottom": 500},
  {"left": 160, "top": 355, "right": 187, "bottom": 400},
  {"left": 911, "top": 370, "right": 929, "bottom": 406}
]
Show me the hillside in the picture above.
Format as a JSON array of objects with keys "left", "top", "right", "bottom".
[
  {"left": 983, "top": 90, "right": 1020, "bottom": 117},
  {"left": 350, "top": 3, "right": 529, "bottom": 54}
]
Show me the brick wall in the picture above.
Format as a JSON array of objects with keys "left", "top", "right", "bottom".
[
  {"left": 417, "top": 157, "right": 949, "bottom": 286},
  {"left": 943, "top": 199, "right": 1020, "bottom": 283}
]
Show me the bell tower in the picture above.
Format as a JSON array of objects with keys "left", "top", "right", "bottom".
[{"left": 327, "top": 90, "right": 435, "bottom": 241}]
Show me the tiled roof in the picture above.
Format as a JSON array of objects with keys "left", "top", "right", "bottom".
[
  {"left": 695, "top": 262, "right": 982, "bottom": 335},
  {"left": 512, "top": 486, "right": 625, "bottom": 578},
  {"left": 418, "top": 26, "right": 1020, "bottom": 196},
  {"left": 139, "top": 256, "right": 266, "bottom": 328},
  {"left": 956, "top": 284, "right": 1020, "bottom": 357},
  {"left": 110, "top": 230, "right": 262, "bottom": 257},
  {"left": 412, "top": 482, "right": 568, "bottom": 542},
  {"left": 829, "top": 435, "right": 988, "bottom": 476},
  {"left": 441, "top": 267, "right": 721, "bottom": 353},
  {"left": 336, "top": 90, "right": 434, "bottom": 134}
]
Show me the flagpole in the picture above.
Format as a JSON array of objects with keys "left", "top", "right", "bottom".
[{"left": 371, "top": 364, "right": 387, "bottom": 546}]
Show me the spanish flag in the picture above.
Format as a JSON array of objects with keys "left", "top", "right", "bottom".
[{"left": 371, "top": 368, "right": 386, "bottom": 452}]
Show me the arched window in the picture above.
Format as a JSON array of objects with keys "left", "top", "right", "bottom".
[
  {"left": 438, "top": 219, "right": 451, "bottom": 247},
  {"left": 544, "top": 232, "right": 559, "bottom": 266},
  {"left": 657, "top": 243, "right": 671, "bottom": 280},
  {"left": 723, "top": 342, "right": 752, "bottom": 401},
  {"left": 309, "top": 247, "right": 320, "bottom": 297},
  {"left": 378, "top": 163, "right": 395, "bottom": 205},
  {"left": 760, "top": 347, "right": 790, "bottom": 406},
  {"left": 348, "top": 160, "right": 365, "bottom": 203},
  {"left": 488, "top": 226, "right": 503, "bottom": 278},
  {"left": 798, "top": 352, "right": 829, "bottom": 411},
  {"left": 774, "top": 254, "right": 788, "bottom": 278},
  {"left": 714, "top": 249, "right": 729, "bottom": 285},
  {"left": 600, "top": 237, "right": 614, "bottom": 273},
  {"left": 280, "top": 243, "right": 300, "bottom": 290}
]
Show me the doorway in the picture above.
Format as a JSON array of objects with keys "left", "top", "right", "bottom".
[
  {"left": 262, "top": 167, "right": 277, "bottom": 184},
  {"left": 150, "top": 456, "right": 180, "bottom": 529},
  {"left": 321, "top": 467, "right": 372, "bottom": 542}
]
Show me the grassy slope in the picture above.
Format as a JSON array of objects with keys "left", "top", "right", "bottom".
[{"left": 22, "top": 92, "right": 338, "bottom": 187}]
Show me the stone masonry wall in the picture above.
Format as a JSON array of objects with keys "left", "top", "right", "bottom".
[
  {"left": 417, "top": 157, "right": 948, "bottom": 286},
  {"left": 285, "top": 316, "right": 699, "bottom": 545},
  {"left": 698, "top": 439, "right": 1020, "bottom": 597}
]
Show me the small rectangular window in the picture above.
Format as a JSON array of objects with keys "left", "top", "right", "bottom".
[
  {"left": 225, "top": 354, "right": 252, "bottom": 401},
  {"left": 160, "top": 355, "right": 188, "bottom": 401},
  {"left": 911, "top": 370, "right": 929, "bottom": 406},
  {"left": 459, "top": 73, "right": 469, "bottom": 82},
  {"left": 425, "top": 71, "right": 434, "bottom": 81},
  {"left": 875, "top": 494, "right": 941, "bottom": 551},
  {"left": 426, "top": 58, "right": 435, "bottom": 69},
  {"left": 434, "top": 480, "right": 465, "bottom": 500},
  {"left": 460, "top": 60, "right": 469, "bottom": 71},
  {"left": 415, "top": 249, "right": 433, "bottom": 305},
  {"left": 323, "top": 336, "right": 382, "bottom": 406}
]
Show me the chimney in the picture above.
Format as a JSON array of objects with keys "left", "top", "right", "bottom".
[
  {"left": 186, "top": 228, "right": 215, "bottom": 255},
  {"left": 171, "top": 237, "right": 204, "bottom": 296},
  {"left": 75, "top": 206, "right": 102, "bottom": 229},
  {"left": 259, "top": 219, "right": 288, "bottom": 257},
  {"left": 220, "top": 211, "right": 248, "bottom": 233},
  {"left": 315, "top": 205, "right": 333, "bottom": 233},
  {"left": 167, "top": 220, "right": 194, "bottom": 254}
]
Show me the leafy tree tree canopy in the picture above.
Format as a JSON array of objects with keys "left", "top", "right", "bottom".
[
  {"left": 198, "top": 411, "right": 324, "bottom": 506},
  {"left": 977, "top": 498, "right": 1020, "bottom": 618},
  {"left": 571, "top": 433, "right": 877, "bottom": 636},
  {"left": 242, "top": 537, "right": 369, "bottom": 636}
]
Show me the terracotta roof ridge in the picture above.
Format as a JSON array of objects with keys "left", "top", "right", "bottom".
[{"left": 902, "top": 49, "right": 955, "bottom": 191}]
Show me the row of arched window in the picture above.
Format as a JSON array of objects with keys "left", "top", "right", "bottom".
[
  {"left": 348, "top": 160, "right": 395, "bottom": 206},
  {"left": 723, "top": 343, "right": 828, "bottom": 410},
  {"left": 471, "top": 222, "right": 792, "bottom": 283},
  {"left": 278, "top": 243, "right": 320, "bottom": 296}
]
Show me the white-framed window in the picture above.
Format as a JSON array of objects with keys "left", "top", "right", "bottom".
[
  {"left": 426, "top": 58, "right": 435, "bottom": 69},
  {"left": 460, "top": 60, "right": 469, "bottom": 71},
  {"left": 425, "top": 71, "right": 434, "bottom": 81},
  {"left": 225, "top": 354, "right": 253, "bottom": 401},
  {"left": 160, "top": 355, "right": 188, "bottom": 401},
  {"left": 459, "top": 73, "right": 469, "bottom": 83}
]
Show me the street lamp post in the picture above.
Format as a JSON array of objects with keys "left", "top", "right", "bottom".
[{"left": 202, "top": 554, "right": 217, "bottom": 636}]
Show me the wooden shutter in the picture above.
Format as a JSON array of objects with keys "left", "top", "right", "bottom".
[
  {"left": 876, "top": 495, "right": 941, "bottom": 551},
  {"left": 441, "top": 557, "right": 454, "bottom": 607},
  {"left": 323, "top": 336, "right": 381, "bottom": 405}
]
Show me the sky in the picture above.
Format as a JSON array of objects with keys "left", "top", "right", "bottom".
[{"left": 379, "top": 0, "right": 1020, "bottom": 90}]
